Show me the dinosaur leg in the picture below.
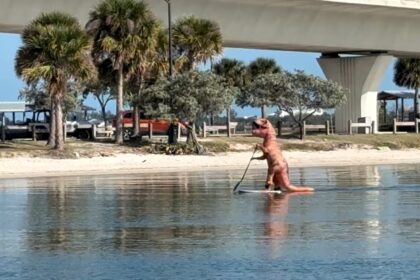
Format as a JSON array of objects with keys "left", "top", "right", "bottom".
[
  {"left": 274, "top": 161, "right": 314, "bottom": 192},
  {"left": 265, "top": 166, "right": 275, "bottom": 190}
]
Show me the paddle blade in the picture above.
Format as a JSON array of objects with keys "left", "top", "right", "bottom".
[{"left": 233, "top": 182, "right": 241, "bottom": 192}]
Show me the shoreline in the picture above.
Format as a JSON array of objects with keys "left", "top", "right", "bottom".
[{"left": 1, "top": 148, "right": 420, "bottom": 179}]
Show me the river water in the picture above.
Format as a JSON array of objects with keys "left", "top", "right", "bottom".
[{"left": 1, "top": 164, "right": 420, "bottom": 279}]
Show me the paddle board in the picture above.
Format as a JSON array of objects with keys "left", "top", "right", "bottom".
[{"left": 238, "top": 189, "right": 282, "bottom": 194}]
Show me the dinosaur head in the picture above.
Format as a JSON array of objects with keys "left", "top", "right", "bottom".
[{"left": 252, "top": 118, "right": 276, "bottom": 138}]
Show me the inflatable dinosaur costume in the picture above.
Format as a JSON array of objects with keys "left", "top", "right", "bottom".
[{"left": 251, "top": 118, "right": 314, "bottom": 192}]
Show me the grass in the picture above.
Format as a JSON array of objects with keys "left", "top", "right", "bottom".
[
  {"left": 0, "top": 133, "right": 419, "bottom": 159},
  {"left": 205, "top": 133, "right": 420, "bottom": 151}
]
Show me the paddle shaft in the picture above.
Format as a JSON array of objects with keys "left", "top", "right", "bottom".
[{"left": 233, "top": 146, "right": 258, "bottom": 192}]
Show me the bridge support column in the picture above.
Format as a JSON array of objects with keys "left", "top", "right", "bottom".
[{"left": 318, "top": 54, "right": 392, "bottom": 133}]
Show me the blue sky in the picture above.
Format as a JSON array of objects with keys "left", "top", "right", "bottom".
[{"left": 1, "top": 32, "right": 404, "bottom": 117}]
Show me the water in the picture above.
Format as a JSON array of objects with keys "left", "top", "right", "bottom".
[{"left": 1, "top": 164, "right": 420, "bottom": 279}]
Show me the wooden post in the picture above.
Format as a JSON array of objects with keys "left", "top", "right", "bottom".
[
  {"left": 416, "top": 118, "right": 419, "bottom": 134},
  {"left": 348, "top": 120, "right": 352, "bottom": 135},
  {"left": 226, "top": 108, "right": 231, "bottom": 138},
  {"left": 393, "top": 118, "right": 397, "bottom": 134},
  {"left": 92, "top": 124, "right": 97, "bottom": 140},
  {"left": 326, "top": 120, "right": 330, "bottom": 135},
  {"left": 384, "top": 101, "right": 387, "bottom": 123},
  {"left": 148, "top": 123, "right": 153, "bottom": 139},
  {"left": 203, "top": 122, "right": 207, "bottom": 138},
  {"left": 330, "top": 114, "right": 334, "bottom": 134},
  {"left": 402, "top": 98, "right": 405, "bottom": 121},
  {"left": 1, "top": 113, "right": 5, "bottom": 142},
  {"left": 277, "top": 120, "right": 282, "bottom": 137},
  {"left": 31, "top": 124, "right": 36, "bottom": 141},
  {"left": 371, "top": 121, "right": 375, "bottom": 134},
  {"left": 63, "top": 123, "right": 67, "bottom": 142},
  {"left": 177, "top": 122, "right": 181, "bottom": 139},
  {"left": 303, "top": 121, "right": 306, "bottom": 137}
]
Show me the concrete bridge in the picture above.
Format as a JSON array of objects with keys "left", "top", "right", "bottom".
[{"left": 2, "top": 0, "right": 420, "bottom": 131}]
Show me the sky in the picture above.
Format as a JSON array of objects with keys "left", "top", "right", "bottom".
[{"left": 0, "top": 32, "right": 405, "bottom": 117}]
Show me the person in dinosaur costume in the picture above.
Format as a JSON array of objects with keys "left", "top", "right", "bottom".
[{"left": 251, "top": 118, "right": 314, "bottom": 192}]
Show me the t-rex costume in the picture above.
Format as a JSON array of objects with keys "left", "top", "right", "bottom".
[{"left": 251, "top": 118, "right": 314, "bottom": 192}]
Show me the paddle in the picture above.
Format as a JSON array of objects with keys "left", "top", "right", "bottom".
[{"left": 233, "top": 145, "right": 259, "bottom": 192}]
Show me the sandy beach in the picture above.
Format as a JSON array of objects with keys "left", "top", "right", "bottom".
[{"left": 1, "top": 148, "right": 420, "bottom": 179}]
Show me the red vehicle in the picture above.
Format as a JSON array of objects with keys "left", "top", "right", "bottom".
[{"left": 113, "top": 111, "right": 183, "bottom": 139}]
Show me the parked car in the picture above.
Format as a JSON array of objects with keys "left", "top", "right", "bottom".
[
  {"left": 113, "top": 111, "right": 185, "bottom": 139},
  {"left": 66, "top": 119, "right": 96, "bottom": 140}
]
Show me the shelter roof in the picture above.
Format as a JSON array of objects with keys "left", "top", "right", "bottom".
[
  {"left": 0, "top": 102, "right": 27, "bottom": 112},
  {"left": 377, "top": 90, "right": 415, "bottom": 100}
]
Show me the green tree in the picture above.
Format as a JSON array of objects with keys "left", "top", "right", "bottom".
[
  {"left": 238, "top": 58, "right": 281, "bottom": 117},
  {"left": 83, "top": 58, "right": 116, "bottom": 127},
  {"left": 19, "top": 84, "right": 50, "bottom": 111},
  {"left": 15, "top": 12, "right": 95, "bottom": 150},
  {"left": 86, "top": 0, "right": 155, "bottom": 144},
  {"left": 148, "top": 28, "right": 170, "bottom": 79},
  {"left": 20, "top": 82, "right": 84, "bottom": 118},
  {"left": 130, "top": 28, "right": 170, "bottom": 120},
  {"left": 173, "top": 16, "right": 223, "bottom": 72},
  {"left": 140, "top": 78, "right": 171, "bottom": 118},
  {"left": 274, "top": 70, "right": 346, "bottom": 139},
  {"left": 394, "top": 58, "right": 420, "bottom": 119},
  {"left": 126, "top": 16, "right": 160, "bottom": 137},
  {"left": 171, "top": 72, "right": 233, "bottom": 153},
  {"left": 213, "top": 58, "right": 247, "bottom": 137},
  {"left": 142, "top": 71, "right": 231, "bottom": 153},
  {"left": 248, "top": 57, "right": 281, "bottom": 77}
]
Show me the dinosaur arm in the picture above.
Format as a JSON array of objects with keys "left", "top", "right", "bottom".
[{"left": 255, "top": 144, "right": 269, "bottom": 153}]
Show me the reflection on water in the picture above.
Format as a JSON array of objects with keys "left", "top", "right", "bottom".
[{"left": 1, "top": 164, "right": 420, "bottom": 279}]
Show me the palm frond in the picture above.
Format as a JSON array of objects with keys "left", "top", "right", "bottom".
[{"left": 173, "top": 15, "right": 223, "bottom": 71}]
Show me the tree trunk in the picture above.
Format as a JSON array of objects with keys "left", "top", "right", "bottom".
[
  {"left": 53, "top": 94, "right": 64, "bottom": 150},
  {"left": 186, "top": 122, "right": 193, "bottom": 144},
  {"left": 226, "top": 107, "right": 231, "bottom": 138},
  {"left": 299, "top": 122, "right": 304, "bottom": 140},
  {"left": 115, "top": 67, "right": 124, "bottom": 144},
  {"left": 133, "top": 105, "right": 140, "bottom": 136},
  {"left": 101, "top": 106, "right": 108, "bottom": 128},
  {"left": 415, "top": 88, "right": 419, "bottom": 119},
  {"left": 48, "top": 97, "right": 56, "bottom": 147},
  {"left": 188, "top": 55, "right": 195, "bottom": 71},
  {"left": 97, "top": 97, "right": 108, "bottom": 128},
  {"left": 298, "top": 111, "right": 304, "bottom": 140},
  {"left": 133, "top": 79, "right": 143, "bottom": 137},
  {"left": 186, "top": 123, "right": 204, "bottom": 154},
  {"left": 261, "top": 105, "right": 266, "bottom": 118}
]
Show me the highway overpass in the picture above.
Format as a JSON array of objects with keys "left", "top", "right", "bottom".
[{"left": 1, "top": 0, "right": 420, "bottom": 131}]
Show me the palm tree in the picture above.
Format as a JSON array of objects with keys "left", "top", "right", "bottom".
[
  {"left": 213, "top": 58, "right": 247, "bottom": 137},
  {"left": 15, "top": 12, "right": 95, "bottom": 150},
  {"left": 247, "top": 58, "right": 281, "bottom": 118},
  {"left": 173, "top": 15, "right": 223, "bottom": 72},
  {"left": 83, "top": 58, "right": 116, "bottom": 128},
  {"left": 126, "top": 16, "right": 160, "bottom": 137},
  {"left": 394, "top": 58, "right": 420, "bottom": 119},
  {"left": 86, "top": 0, "right": 155, "bottom": 144},
  {"left": 147, "top": 28, "right": 170, "bottom": 81},
  {"left": 171, "top": 15, "right": 223, "bottom": 142}
]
